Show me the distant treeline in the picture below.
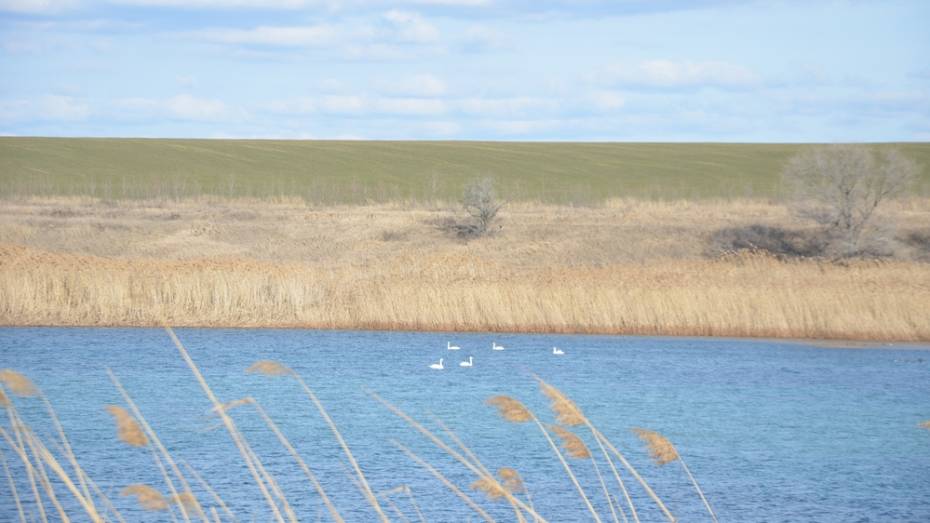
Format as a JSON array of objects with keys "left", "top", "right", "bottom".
[{"left": 2, "top": 138, "right": 929, "bottom": 203}]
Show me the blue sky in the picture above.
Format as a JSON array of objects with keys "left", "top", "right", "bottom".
[{"left": 1, "top": 0, "right": 928, "bottom": 141}]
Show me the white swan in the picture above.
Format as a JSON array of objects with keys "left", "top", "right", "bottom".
[
  {"left": 459, "top": 356, "right": 473, "bottom": 368},
  {"left": 447, "top": 341, "right": 461, "bottom": 351},
  {"left": 492, "top": 342, "right": 505, "bottom": 351},
  {"left": 553, "top": 347, "right": 565, "bottom": 355},
  {"left": 429, "top": 358, "right": 444, "bottom": 370}
]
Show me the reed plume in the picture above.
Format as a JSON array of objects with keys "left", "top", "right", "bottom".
[
  {"left": 486, "top": 396, "right": 533, "bottom": 422},
  {"left": 487, "top": 395, "right": 602, "bottom": 523},
  {"left": 552, "top": 425, "right": 621, "bottom": 523},
  {"left": 497, "top": 468, "right": 525, "bottom": 494},
  {"left": 0, "top": 369, "right": 38, "bottom": 397},
  {"left": 373, "top": 392, "right": 545, "bottom": 522},
  {"left": 632, "top": 428, "right": 717, "bottom": 523},
  {"left": 0, "top": 388, "right": 8, "bottom": 408},
  {"left": 920, "top": 420, "right": 930, "bottom": 430},
  {"left": 246, "top": 360, "right": 293, "bottom": 376},
  {"left": 106, "top": 406, "right": 148, "bottom": 447},
  {"left": 391, "top": 440, "right": 497, "bottom": 523},
  {"left": 472, "top": 477, "right": 509, "bottom": 500},
  {"left": 122, "top": 484, "right": 169, "bottom": 511},
  {"left": 551, "top": 426, "right": 591, "bottom": 459},
  {"left": 535, "top": 377, "right": 667, "bottom": 523},
  {"left": 108, "top": 370, "right": 198, "bottom": 523}
]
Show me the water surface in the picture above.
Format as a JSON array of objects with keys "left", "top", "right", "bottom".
[{"left": 1, "top": 328, "right": 928, "bottom": 522}]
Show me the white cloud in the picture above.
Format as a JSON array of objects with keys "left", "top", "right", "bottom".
[
  {"left": 378, "top": 74, "right": 447, "bottom": 97},
  {"left": 605, "top": 60, "right": 761, "bottom": 89},
  {"left": 382, "top": 10, "right": 439, "bottom": 44},
  {"left": 376, "top": 97, "right": 446, "bottom": 115},
  {"left": 194, "top": 25, "right": 337, "bottom": 46},
  {"left": 457, "top": 96, "right": 558, "bottom": 115},
  {"left": 589, "top": 90, "right": 626, "bottom": 110},
  {"left": 116, "top": 94, "right": 233, "bottom": 121},
  {"left": 0, "top": 0, "right": 78, "bottom": 14},
  {"left": 0, "top": 95, "right": 90, "bottom": 122}
]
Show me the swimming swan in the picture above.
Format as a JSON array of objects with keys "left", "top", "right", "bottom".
[
  {"left": 492, "top": 342, "right": 505, "bottom": 351},
  {"left": 447, "top": 342, "right": 461, "bottom": 351},
  {"left": 429, "top": 358, "right": 444, "bottom": 370},
  {"left": 553, "top": 347, "right": 565, "bottom": 355},
  {"left": 459, "top": 356, "right": 473, "bottom": 368}
]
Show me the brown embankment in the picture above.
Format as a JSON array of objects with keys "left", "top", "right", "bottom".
[{"left": 1, "top": 197, "right": 929, "bottom": 340}]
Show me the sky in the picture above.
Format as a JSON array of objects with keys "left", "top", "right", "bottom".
[{"left": 0, "top": 0, "right": 928, "bottom": 141}]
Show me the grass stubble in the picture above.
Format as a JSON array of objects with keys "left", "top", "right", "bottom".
[{"left": 2, "top": 330, "right": 928, "bottom": 521}]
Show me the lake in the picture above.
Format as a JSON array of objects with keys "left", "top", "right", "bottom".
[{"left": 1, "top": 327, "right": 929, "bottom": 522}]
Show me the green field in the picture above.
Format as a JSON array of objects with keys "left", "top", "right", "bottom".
[{"left": 2, "top": 138, "right": 929, "bottom": 202}]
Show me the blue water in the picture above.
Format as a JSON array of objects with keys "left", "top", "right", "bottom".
[{"left": 1, "top": 328, "right": 929, "bottom": 522}]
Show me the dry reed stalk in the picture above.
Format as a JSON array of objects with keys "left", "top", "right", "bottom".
[
  {"left": 180, "top": 460, "right": 239, "bottom": 523},
  {"left": 432, "top": 415, "right": 529, "bottom": 521},
  {"left": 238, "top": 398, "right": 343, "bottom": 523},
  {"left": 247, "top": 360, "right": 387, "bottom": 523},
  {"left": 239, "top": 429, "right": 299, "bottom": 523},
  {"left": 371, "top": 392, "right": 546, "bottom": 522},
  {"left": 536, "top": 377, "right": 661, "bottom": 523},
  {"left": 19, "top": 424, "right": 70, "bottom": 523},
  {"left": 382, "top": 496, "right": 409, "bottom": 523},
  {"left": 498, "top": 465, "right": 541, "bottom": 521},
  {"left": 171, "top": 492, "right": 206, "bottom": 519},
  {"left": 402, "top": 485, "right": 427, "bottom": 523},
  {"left": 0, "top": 369, "right": 96, "bottom": 514},
  {"left": 42, "top": 396, "right": 97, "bottom": 515},
  {"left": 2, "top": 398, "right": 49, "bottom": 523},
  {"left": 487, "top": 395, "right": 602, "bottom": 523},
  {"left": 84, "top": 474, "right": 127, "bottom": 523},
  {"left": 551, "top": 425, "right": 621, "bottom": 523},
  {"left": 163, "top": 329, "right": 286, "bottom": 523},
  {"left": 391, "top": 440, "right": 497, "bottom": 523},
  {"left": 212, "top": 397, "right": 326, "bottom": 522},
  {"left": 122, "top": 484, "right": 169, "bottom": 511},
  {"left": 6, "top": 238, "right": 929, "bottom": 342},
  {"left": 632, "top": 429, "right": 718, "bottom": 523},
  {"left": 105, "top": 406, "right": 148, "bottom": 447},
  {"left": 1, "top": 448, "right": 27, "bottom": 523},
  {"left": 106, "top": 370, "right": 196, "bottom": 523},
  {"left": 4, "top": 425, "right": 103, "bottom": 522}
]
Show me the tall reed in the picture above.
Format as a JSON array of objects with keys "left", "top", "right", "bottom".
[
  {"left": 246, "top": 360, "right": 387, "bottom": 522},
  {"left": 486, "top": 395, "right": 603, "bottom": 523},
  {"left": 632, "top": 428, "right": 718, "bottom": 523}
]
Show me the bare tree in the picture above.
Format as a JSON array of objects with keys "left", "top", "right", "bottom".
[
  {"left": 782, "top": 144, "right": 917, "bottom": 257},
  {"left": 462, "top": 177, "right": 503, "bottom": 236},
  {"left": 437, "top": 177, "right": 504, "bottom": 239}
]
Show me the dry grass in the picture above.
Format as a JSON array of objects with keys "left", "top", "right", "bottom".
[{"left": 1, "top": 197, "right": 929, "bottom": 341}]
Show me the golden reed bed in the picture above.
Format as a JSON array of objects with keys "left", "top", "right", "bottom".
[{"left": 2, "top": 244, "right": 928, "bottom": 341}]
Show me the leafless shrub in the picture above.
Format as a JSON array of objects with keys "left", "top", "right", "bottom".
[
  {"left": 706, "top": 224, "right": 827, "bottom": 259},
  {"left": 782, "top": 145, "right": 917, "bottom": 258},
  {"left": 436, "top": 178, "right": 504, "bottom": 239},
  {"left": 379, "top": 229, "right": 408, "bottom": 242}
]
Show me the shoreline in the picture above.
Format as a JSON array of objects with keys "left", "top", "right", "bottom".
[{"left": 2, "top": 322, "right": 928, "bottom": 350}]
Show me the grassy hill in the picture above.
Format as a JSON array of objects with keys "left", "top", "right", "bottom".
[{"left": 2, "top": 138, "right": 929, "bottom": 203}]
